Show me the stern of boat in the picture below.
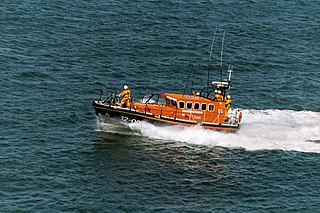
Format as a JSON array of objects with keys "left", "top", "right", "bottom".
[{"left": 226, "top": 108, "right": 242, "bottom": 125}]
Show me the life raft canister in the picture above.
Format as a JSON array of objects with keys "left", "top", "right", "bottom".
[{"left": 238, "top": 111, "right": 242, "bottom": 123}]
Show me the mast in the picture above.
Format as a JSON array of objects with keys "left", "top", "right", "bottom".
[
  {"left": 183, "top": 74, "right": 191, "bottom": 95},
  {"left": 220, "top": 30, "right": 225, "bottom": 83},
  {"left": 227, "top": 65, "right": 233, "bottom": 89},
  {"left": 207, "top": 28, "right": 217, "bottom": 95}
]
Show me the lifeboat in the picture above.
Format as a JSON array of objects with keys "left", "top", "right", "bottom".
[{"left": 92, "top": 66, "right": 242, "bottom": 132}]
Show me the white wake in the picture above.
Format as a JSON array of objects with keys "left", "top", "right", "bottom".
[{"left": 127, "top": 109, "right": 320, "bottom": 153}]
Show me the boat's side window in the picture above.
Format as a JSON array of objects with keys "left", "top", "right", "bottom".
[
  {"left": 201, "top": 103, "right": 207, "bottom": 111},
  {"left": 171, "top": 100, "right": 177, "bottom": 108},
  {"left": 186, "top": 102, "right": 192, "bottom": 109},
  {"left": 208, "top": 104, "right": 214, "bottom": 111},
  {"left": 178, "top": 101, "right": 185, "bottom": 109},
  {"left": 194, "top": 102, "right": 200, "bottom": 110},
  {"left": 166, "top": 98, "right": 177, "bottom": 108}
]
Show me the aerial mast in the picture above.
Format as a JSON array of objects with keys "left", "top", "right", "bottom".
[
  {"left": 206, "top": 28, "right": 217, "bottom": 95},
  {"left": 220, "top": 30, "right": 225, "bottom": 83}
]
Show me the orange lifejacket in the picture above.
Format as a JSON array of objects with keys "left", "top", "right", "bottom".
[
  {"left": 119, "top": 89, "right": 131, "bottom": 100},
  {"left": 214, "top": 93, "right": 223, "bottom": 102},
  {"left": 225, "top": 99, "right": 231, "bottom": 110}
]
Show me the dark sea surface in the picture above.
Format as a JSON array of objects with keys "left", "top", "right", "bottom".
[{"left": 1, "top": 0, "right": 320, "bottom": 212}]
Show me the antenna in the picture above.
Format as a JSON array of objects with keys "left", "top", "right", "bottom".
[
  {"left": 207, "top": 28, "right": 217, "bottom": 94},
  {"left": 183, "top": 74, "right": 191, "bottom": 95},
  {"left": 220, "top": 30, "right": 225, "bottom": 82},
  {"left": 183, "top": 66, "right": 194, "bottom": 95},
  {"left": 227, "top": 65, "right": 233, "bottom": 90},
  {"left": 190, "top": 71, "right": 195, "bottom": 94}
]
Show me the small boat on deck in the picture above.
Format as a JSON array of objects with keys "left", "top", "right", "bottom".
[{"left": 92, "top": 66, "right": 242, "bottom": 132}]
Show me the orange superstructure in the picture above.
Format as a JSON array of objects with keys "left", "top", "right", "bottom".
[{"left": 133, "top": 93, "right": 229, "bottom": 125}]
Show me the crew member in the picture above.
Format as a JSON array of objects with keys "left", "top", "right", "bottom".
[
  {"left": 118, "top": 85, "right": 131, "bottom": 108},
  {"left": 224, "top": 95, "right": 232, "bottom": 122},
  {"left": 225, "top": 95, "right": 232, "bottom": 111},
  {"left": 213, "top": 90, "right": 223, "bottom": 102}
]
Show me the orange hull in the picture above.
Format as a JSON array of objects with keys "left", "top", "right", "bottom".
[{"left": 93, "top": 92, "right": 241, "bottom": 132}]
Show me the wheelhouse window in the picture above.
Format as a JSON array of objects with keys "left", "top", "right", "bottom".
[
  {"left": 178, "top": 101, "right": 185, "bottom": 109},
  {"left": 208, "top": 104, "right": 214, "bottom": 111},
  {"left": 166, "top": 98, "right": 177, "bottom": 108},
  {"left": 194, "top": 103, "right": 200, "bottom": 110},
  {"left": 171, "top": 100, "right": 177, "bottom": 107},
  {"left": 201, "top": 103, "right": 207, "bottom": 111},
  {"left": 186, "top": 102, "right": 192, "bottom": 110}
]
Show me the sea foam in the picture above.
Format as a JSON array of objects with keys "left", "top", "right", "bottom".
[{"left": 127, "top": 109, "right": 320, "bottom": 153}]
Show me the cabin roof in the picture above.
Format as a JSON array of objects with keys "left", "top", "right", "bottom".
[{"left": 161, "top": 93, "right": 213, "bottom": 102}]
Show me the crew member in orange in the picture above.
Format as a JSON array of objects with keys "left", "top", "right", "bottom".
[
  {"left": 225, "top": 95, "right": 232, "bottom": 121},
  {"left": 118, "top": 85, "right": 131, "bottom": 108},
  {"left": 225, "top": 95, "right": 232, "bottom": 111},
  {"left": 213, "top": 90, "right": 223, "bottom": 102}
]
